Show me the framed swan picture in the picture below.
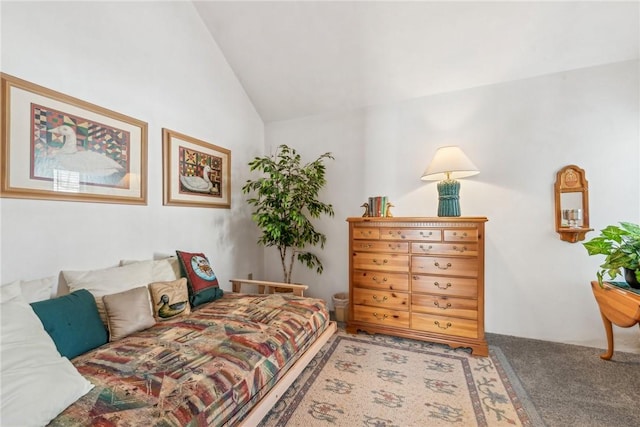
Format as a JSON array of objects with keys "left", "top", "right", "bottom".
[
  {"left": 0, "top": 73, "right": 148, "bottom": 205},
  {"left": 162, "top": 128, "right": 231, "bottom": 208}
]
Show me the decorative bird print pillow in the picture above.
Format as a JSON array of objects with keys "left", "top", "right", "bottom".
[
  {"left": 148, "top": 278, "right": 190, "bottom": 321},
  {"left": 176, "top": 250, "right": 223, "bottom": 307}
]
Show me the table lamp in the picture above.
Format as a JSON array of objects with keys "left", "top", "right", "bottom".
[{"left": 421, "top": 146, "right": 479, "bottom": 217}]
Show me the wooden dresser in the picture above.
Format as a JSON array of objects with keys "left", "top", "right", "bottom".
[{"left": 346, "top": 216, "right": 488, "bottom": 356}]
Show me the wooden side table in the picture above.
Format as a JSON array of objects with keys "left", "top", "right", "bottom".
[{"left": 590, "top": 281, "right": 640, "bottom": 360}]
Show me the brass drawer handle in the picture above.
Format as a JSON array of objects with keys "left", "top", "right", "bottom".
[
  {"left": 388, "top": 230, "right": 406, "bottom": 239},
  {"left": 434, "top": 321, "right": 452, "bottom": 330},
  {"left": 388, "top": 244, "right": 401, "bottom": 250},
  {"left": 419, "top": 231, "right": 433, "bottom": 237},
  {"left": 419, "top": 245, "right": 433, "bottom": 252},
  {"left": 433, "top": 281, "right": 451, "bottom": 290},
  {"left": 372, "top": 295, "right": 388, "bottom": 303},
  {"left": 373, "top": 259, "right": 389, "bottom": 266},
  {"left": 372, "top": 276, "right": 388, "bottom": 284},
  {"left": 434, "top": 301, "right": 451, "bottom": 310},
  {"left": 453, "top": 245, "right": 467, "bottom": 253},
  {"left": 434, "top": 261, "right": 452, "bottom": 270},
  {"left": 372, "top": 312, "right": 388, "bottom": 320},
  {"left": 360, "top": 243, "right": 373, "bottom": 249},
  {"left": 452, "top": 232, "right": 468, "bottom": 239}
]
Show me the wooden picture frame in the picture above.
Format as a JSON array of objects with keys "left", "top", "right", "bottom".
[
  {"left": 162, "top": 128, "right": 231, "bottom": 208},
  {"left": 0, "top": 73, "right": 148, "bottom": 205}
]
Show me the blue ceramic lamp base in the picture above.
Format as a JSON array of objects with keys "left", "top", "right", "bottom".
[{"left": 437, "top": 179, "right": 461, "bottom": 217}]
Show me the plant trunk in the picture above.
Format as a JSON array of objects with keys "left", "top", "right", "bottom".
[
  {"left": 278, "top": 246, "right": 295, "bottom": 284},
  {"left": 279, "top": 246, "right": 289, "bottom": 283},
  {"left": 287, "top": 250, "right": 295, "bottom": 283}
]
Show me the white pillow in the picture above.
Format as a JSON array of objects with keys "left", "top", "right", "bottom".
[
  {"left": 1, "top": 276, "right": 57, "bottom": 304},
  {"left": 0, "top": 281, "right": 94, "bottom": 426},
  {"left": 20, "top": 275, "right": 57, "bottom": 303},
  {"left": 63, "top": 262, "right": 153, "bottom": 324},
  {"left": 120, "top": 257, "right": 181, "bottom": 282},
  {"left": 0, "top": 280, "right": 22, "bottom": 303}
]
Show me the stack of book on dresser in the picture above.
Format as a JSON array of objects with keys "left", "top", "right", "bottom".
[{"left": 367, "top": 195, "right": 388, "bottom": 217}]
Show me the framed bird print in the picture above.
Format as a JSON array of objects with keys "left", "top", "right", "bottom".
[
  {"left": 162, "top": 128, "right": 231, "bottom": 208},
  {"left": 0, "top": 73, "right": 148, "bottom": 204}
]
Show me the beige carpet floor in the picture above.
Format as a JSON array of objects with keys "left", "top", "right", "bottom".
[{"left": 259, "top": 330, "right": 544, "bottom": 426}]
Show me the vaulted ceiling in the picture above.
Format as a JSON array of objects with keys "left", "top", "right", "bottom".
[{"left": 194, "top": 1, "right": 639, "bottom": 123}]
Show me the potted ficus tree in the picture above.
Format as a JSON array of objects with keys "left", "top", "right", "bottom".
[
  {"left": 242, "top": 145, "right": 334, "bottom": 284},
  {"left": 583, "top": 222, "right": 640, "bottom": 288}
]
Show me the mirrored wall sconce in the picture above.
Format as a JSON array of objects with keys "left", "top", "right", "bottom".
[
  {"left": 554, "top": 165, "right": 593, "bottom": 243},
  {"left": 421, "top": 146, "right": 479, "bottom": 217}
]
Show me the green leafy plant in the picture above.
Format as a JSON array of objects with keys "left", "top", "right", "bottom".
[
  {"left": 583, "top": 222, "right": 640, "bottom": 285},
  {"left": 242, "top": 145, "right": 334, "bottom": 283}
]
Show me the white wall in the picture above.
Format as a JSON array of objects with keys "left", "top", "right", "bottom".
[
  {"left": 0, "top": 2, "right": 265, "bottom": 289},
  {"left": 266, "top": 60, "right": 640, "bottom": 352},
  {"left": 2, "top": 2, "right": 638, "bottom": 353}
]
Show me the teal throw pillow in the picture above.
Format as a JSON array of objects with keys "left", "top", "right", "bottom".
[{"left": 30, "top": 289, "right": 108, "bottom": 359}]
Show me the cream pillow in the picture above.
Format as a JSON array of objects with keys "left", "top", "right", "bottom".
[
  {"left": 119, "top": 257, "right": 181, "bottom": 282},
  {"left": 1, "top": 280, "right": 23, "bottom": 303},
  {"left": 2, "top": 276, "right": 57, "bottom": 304},
  {"left": 102, "top": 286, "right": 156, "bottom": 341},
  {"left": 20, "top": 275, "right": 57, "bottom": 303},
  {"left": 148, "top": 278, "right": 190, "bottom": 321},
  {"left": 1, "top": 281, "right": 94, "bottom": 426},
  {"left": 63, "top": 262, "right": 153, "bottom": 324}
]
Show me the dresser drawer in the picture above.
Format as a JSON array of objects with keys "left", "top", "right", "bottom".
[
  {"left": 411, "top": 256, "right": 478, "bottom": 277},
  {"left": 411, "top": 242, "right": 478, "bottom": 256},
  {"left": 353, "top": 240, "right": 409, "bottom": 253},
  {"left": 353, "top": 305, "right": 410, "bottom": 328},
  {"left": 412, "top": 294, "right": 477, "bottom": 319},
  {"left": 353, "top": 227, "right": 380, "bottom": 240},
  {"left": 380, "top": 228, "right": 442, "bottom": 242},
  {"left": 353, "top": 252, "right": 409, "bottom": 272},
  {"left": 354, "top": 288, "right": 409, "bottom": 310},
  {"left": 353, "top": 270, "right": 409, "bottom": 291},
  {"left": 412, "top": 313, "right": 478, "bottom": 338},
  {"left": 411, "top": 275, "right": 478, "bottom": 298},
  {"left": 444, "top": 229, "right": 478, "bottom": 242}
]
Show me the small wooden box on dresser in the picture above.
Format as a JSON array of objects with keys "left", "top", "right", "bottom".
[{"left": 346, "top": 216, "right": 489, "bottom": 356}]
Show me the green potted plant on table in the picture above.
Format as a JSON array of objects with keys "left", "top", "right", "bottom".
[
  {"left": 583, "top": 222, "right": 640, "bottom": 288},
  {"left": 242, "top": 145, "right": 334, "bottom": 284}
]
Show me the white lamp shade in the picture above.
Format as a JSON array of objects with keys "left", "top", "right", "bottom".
[{"left": 421, "top": 146, "right": 479, "bottom": 181}]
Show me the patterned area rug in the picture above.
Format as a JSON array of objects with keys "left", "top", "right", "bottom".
[{"left": 259, "top": 331, "right": 545, "bottom": 427}]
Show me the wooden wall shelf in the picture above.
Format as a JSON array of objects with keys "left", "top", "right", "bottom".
[
  {"left": 554, "top": 165, "right": 592, "bottom": 243},
  {"left": 557, "top": 227, "right": 594, "bottom": 243}
]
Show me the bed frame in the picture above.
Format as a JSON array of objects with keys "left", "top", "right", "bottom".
[{"left": 228, "top": 279, "right": 338, "bottom": 426}]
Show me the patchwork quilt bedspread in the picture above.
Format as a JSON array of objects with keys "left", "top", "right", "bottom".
[{"left": 49, "top": 293, "right": 330, "bottom": 426}]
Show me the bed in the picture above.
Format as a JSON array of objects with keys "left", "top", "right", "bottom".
[
  {"left": 1, "top": 261, "right": 336, "bottom": 427},
  {"left": 46, "top": 279, "right": 336, "bottom": 426}
]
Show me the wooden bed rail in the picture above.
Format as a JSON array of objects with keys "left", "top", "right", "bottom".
[{"left": 229, "top": 279, "right": 308, "bottom": 297}]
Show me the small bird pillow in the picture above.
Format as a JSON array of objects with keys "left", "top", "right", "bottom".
[{"left": 148, "top": 278, "right": 190, "bottom": 321}]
